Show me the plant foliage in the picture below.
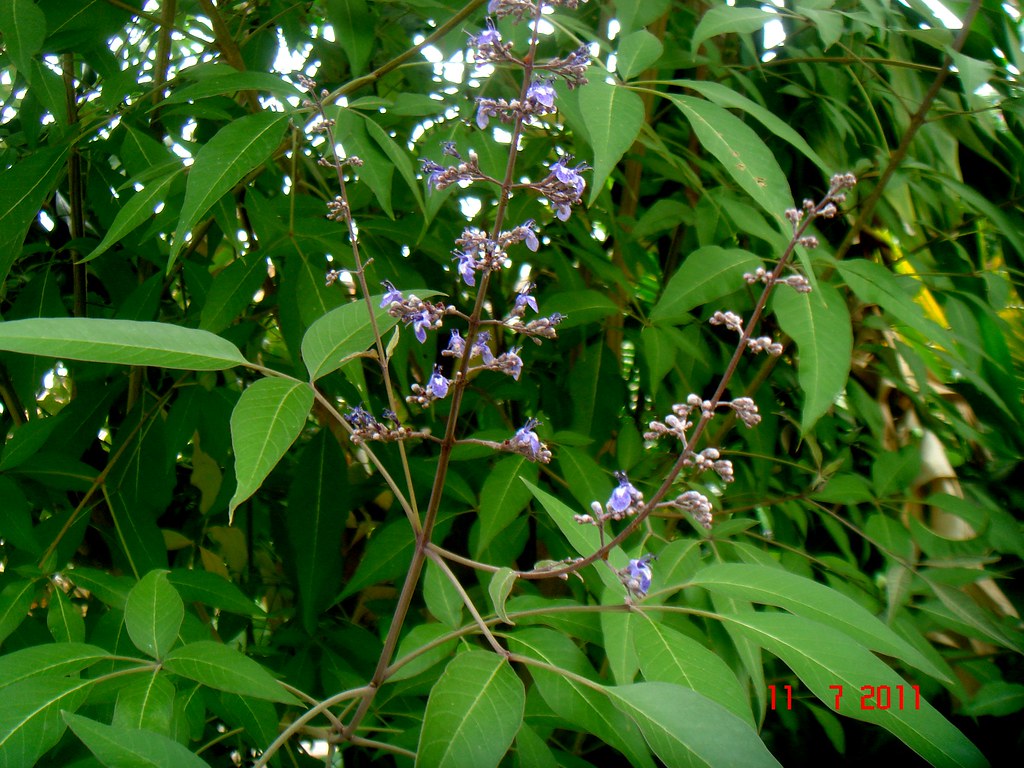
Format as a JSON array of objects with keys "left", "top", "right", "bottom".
[{"left": 1, "top": 0, "right": 1022, "bottom": 766}]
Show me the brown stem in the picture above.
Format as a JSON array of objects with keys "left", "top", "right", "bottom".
[
  {"left": 62, "top": 54, "right": 87, "bottom": 319},
  {"left": 196, "top": 0, "right": 261, "bottom": 113},
  {"left": 517, "top": 189, "right": 845, "bottom": 581},
  {"left": 335, "top": 0, "right": 547, "bottom": 746},
  {"left": 832, "top": 1, "right": 981, "bottom": 263}
]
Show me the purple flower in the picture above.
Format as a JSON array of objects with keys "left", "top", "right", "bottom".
[
  {"left": 476, "top": 101, "right": 492, "bottom": 130},
  {"left": 608, "top": 471, "right": 641, "bottom": 514},
  {"left": 551, "top": 156, "right": 586, "bottom": 197},
  {"left": 477, "top": 18, "right": 501, "bottom": 47},
  {"left": 441, "top": 141, "right": 460, "bottom": 159},
  {"left": 521, "top": 219, "right": 539, "bottom": 251},
  {"left": 554, "top": 202, "right": 571, "bottom": 221},
  {"left": 446, "top": 329, "right": 466, "bottom": 357},
  {"left": 411, "top": 311, "right": 429, "bottom": 344},
  {"left": 625, "top": 556, "right": 653, "bottom": 597},
  {"left": 505, "top": 346, "right": 523, "bottom": 380},
  {"left": 471, "top": 330, "right": 494, "bottom": 364},
  {"left": 526, "top": 79, "right": 556, "bottom": 109},
  {"left": 380, "top": 280, "right": 403, "bottom": 308},
  {"left": 511, "top": 418, "right": 542, "bottom": 459},
  {"left": 454, "top": 250, "right": 477, "bottom": 286},
  {"left": 514, "top": 285, "right": 539, "bottom": 314},
  {"left": 421, "top": 159, "right": 445, "bottom": 192},
  {"left": 427, "top": 365, "right": 450, "bottom": 398}
]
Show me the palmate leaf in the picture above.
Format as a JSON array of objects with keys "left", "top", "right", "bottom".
[
  {"left": 0, "top": 643, "right": 109, "bottom": 692},
  {"left": 728, "top": 613, "right": 989, "bottom": 768},
  {"left": 577, "top": 79, "right": 645, "bottom": 206},
  {"left": 606, "top": 682, "right": 782, "bottom": 767},
  {"left": 650, "top": 246, "right": 763, "bottom": 324},
  {"left": 124, "top": 570, "right": 184, "bottom": 660},
  {"left": 666, "top": 94, "right": 793, "bottom": 223},
  {"left": 0, "top": 147, "right": 70, "bottom": 286},
  {"left": 0, "top": 318, "right": 249, "bottom": 370},
  {"left": 169, "top": 112, "right": 289, "bottom": 266},
  {"left": 0, "top": 677, "right": 93, "bottom": 768},
  {"left": 64, "top": 712, "right": 212, "bottom": 768},
  {"left": 163, "top": 641, "right": 298, "bottom": 705},
  {"left": 416, "top": 652, "right": 524, "bottom": 768},
  {"left": 507, "top": 628, "right": 655, "bottom": 768},
  {"left": 690, "top": 563, "right": 949, "bottom": 682},
  {"left": 632, "top": 613, "right": 754, "bottom": 727},
  {"left": 228, "top": 377, "right": 314, "bottom": 521},
  {"left": 301, "top": 291, "right": 436, "bottom": 381},
  {"left": 772, "top": 282, "right": 853, "bottom": 433}
]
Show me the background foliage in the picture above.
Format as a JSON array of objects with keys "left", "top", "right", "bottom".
[{"left": 1, "top": 0, "right": 1022, "bottom": 766}]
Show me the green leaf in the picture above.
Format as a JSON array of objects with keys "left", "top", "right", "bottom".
[
  {"left": 64, "top": 712, "right": 213, "bottom": 768},
  {"left": 606, "top": 682, "right": 781, "bottom": 767},
  {"left": 507, "top": 628, "right": 655, "bottom": 768},
  {"left": 837, "top": 260, "right": 955, "bottom": 349},
  {"left": 125, "top": 570, "right": 184, "bottom": 660},
  {"left": 325, "top": 0, "right": 374, "bottom": 75},
  {"left": 46, "top": 587, "right": 85, "bottom": 644},
  {"left": 670, "top": 79, "right": 829, "bottom": 172},
  {"left": 692, "top": 6, "right": 775, "bottom": 52},
  {"left": 0, "top": 677, "right": 92, "bottom": 768},
  {"left": 476, "top": 456, "right": 535, "bottom": 558},
  {"left": 522, "top": 479, "right": 626, "bottom": 592},
  {"left": 112, "top": 672, "right": 176, "bottom": 735},
  {"left": 633, "top": 613, "right": 753, "bottom": 726},
  {"left": 667, "top": 94, "right": 793, "bottom": 222},
  {"left": 640, "top": 326, "right": 675, "bottom": 397},
  {"left": 616, "top": 30, "right": 664, "bottom": 80},
  {"left": 170, "top": 112, "right": 288, "bottom": 265},
  {"left": 166, "top": 569, "right": 263, "bottom": 616},
  {"left": 690, "top": 563, "right": 949, "bottom": 682},
  {"left": 198, "top": 251, "right": 269, "bottom": 333},
  {"left": 599, "top": 597, "right": 638, "bottom": 685},
  {"left": 228, "top": 377, "right": 313, "bottom": 521},
  {"left": 545, "top": 289, "right": 619, "bottom": 329},
  {"left": 424, "top": 559, "right": 464, "bottom": 630},
  {"left": 0, "top": 147, "right": 69, "bottom": 286},
  {"left": 650, "top": 246, "right": 762, "bottom": 324},
  {"left": 0, "top": 318, "right": 248, "bottom": 370},
  {"left": 287, "top": 431, "right": 347, "bottom": 633},
  {"left": 161, "top": 72, "right": 304, "bottom": 105},
  {"left": 163, "top": 641, "right": 298, "bottom": 704},
  {"left": 488, "top": 568, "right": 517, "bottom": 626},
  {"left": 301, "top": 292, "right": 435, "bottom": 381},
  {"left": 0, "top": 0, "right": 44, "bottom": 74},
  {"left": 389, "top": 624, "right": 459, "bottom": 682},
  {"left": 0, "top": 579, "right": 37, "bottom": 648},
  {"left": 0, "top": 643, "right": 109, "bottom": 692},
  {"left": 728, "top": 613, "right": 988, "bottom": 768},
  {"left": 338, "top": 518, "right": 414, "bottom": 599},
  {"left": 962, "top": 682, "right": 1024, "bottom": 716},
  {"left": 416, "top": 652, "right": 524, "bottom": 768},
  {"left": 577, "top": 80, "right": 645, "bottom": 205},
  {"left": 772, "top": 282, "right": 852, "bottom": 433},
  {"left": 365, "top": 113, "right": 425, "bottom": 212},
  {"left": 83, "top": 167, "right": 182, "bottom": 263}
]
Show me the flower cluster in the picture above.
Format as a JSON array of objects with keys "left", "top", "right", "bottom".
[
  {"left": 421, "top": 149, "right": 488, "bottom": 192},
  {"left": 575, "top": 472, "right": 644, "bottom": 525},
  {"left": 379, "top": 283, "right": 448, "bottom": 344},
  {"left": 408, "top": 365, "right": 452, "bottom": 407},
  {"left": 684, "top": 447, "right": 734, "bottom": 484},
  {"left": 536, "top": 155, "right": 590, "bottom": 220},
  {"left": 475, "top": 80, "right": 558, "bottom": 129},
  {"left": 619, "top": 554, "right": 655, "bottom": 600},
  {"left": 344, "top": 406, "right": 411, "bottom": 443},
  {"left": 659, "top": 490, "right": 714, "bottom": 530},
  {"left": 504, "top": 418, "right": 552, "bottom": 462}
]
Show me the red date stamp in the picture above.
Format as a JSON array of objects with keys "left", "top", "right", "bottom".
[{"left": 768, "top": 684, "right": 921, "bottom": 711}]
